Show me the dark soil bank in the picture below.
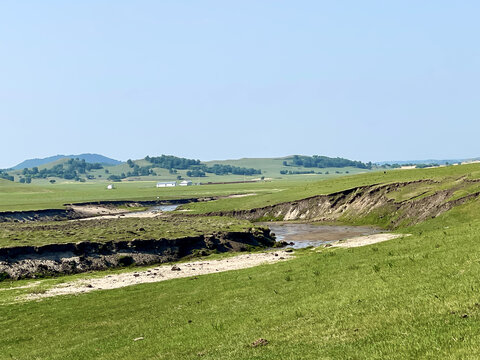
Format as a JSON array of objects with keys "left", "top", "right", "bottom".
[
  {"left": 210, "top": 181, "right": 480, "bottom": 228},
  {"left": 0, "top": 199, "right": 202, "bottom": 223},
  {"left": 0, "top": 228, "right": 275, "bottom": 280}
]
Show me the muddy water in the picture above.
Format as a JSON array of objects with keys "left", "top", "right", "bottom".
[
  {"left": 265, "top": 223, "right": 384, "bottom": 249},
  {"left": 132, "top": 204, "right": 180, "bottom": 215},
  {"left": 150, "top": 205, "right": 179, "bottom": 212}
]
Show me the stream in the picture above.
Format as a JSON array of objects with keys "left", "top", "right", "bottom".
[{"left": 265, "top": 223, "right": 384, "bottom": 249}]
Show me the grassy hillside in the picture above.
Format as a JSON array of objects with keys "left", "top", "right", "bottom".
[
  {"left": 0, "top": 180, "right": 271, "bottom": 211},
  {"left": 2, "top": 163, "right": 480, "bottom": 212},
  {"left": 0, "top": 216, "right": 256, "bottom": 248},
  {"left": 11, "top": 153, "right": 122, "bottom": 170},
  {"left": 204, "top": 157, "right": 369, "bottom": 179},
  {"left": 1, "top": 173, "right": 480, "bottom": 358},
  {"left": 183, "top": 163, "right": 480, "bottom": 214},
  {"left": 7, "top": 155, "right": 374, "bottom": 185}
]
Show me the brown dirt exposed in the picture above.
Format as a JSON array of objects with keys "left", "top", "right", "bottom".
[
  {"left": 0, "top": 229, "right": 275, "bottom": 280},
  {"left": 210, "top": 180, "right": 480, "bottom": 228},
  {"left": 21, "top": 250, "right": 293, "bottom": 301}
]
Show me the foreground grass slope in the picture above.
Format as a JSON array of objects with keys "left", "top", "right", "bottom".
[{"left": 1, "top": 197, "right": 480, "bottom": 358}]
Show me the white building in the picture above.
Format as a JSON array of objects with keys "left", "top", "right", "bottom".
[
  {"left": 156, "top": 181, "right": 177, "bottom": 188},
  {"left": 179, "top": 180, "right": 193, "bottom": 186}
]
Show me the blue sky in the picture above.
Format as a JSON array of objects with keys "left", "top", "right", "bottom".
[{"left": 1, "top": 1, "right": 479, "bottom": 168}]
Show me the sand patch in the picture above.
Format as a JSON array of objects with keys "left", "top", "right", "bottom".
[
  {"left": 21, "top": 251, "right": 293, "bottom": 301},
  {"left": 70, "top": 206, "right": 170, "bottom": 221},
  {"left": 225, "top": 193, "right": 257, "bottom": 198},
  {"left": 70, "top": 205, "right": 124, "bottom": 216},
  {"left": 331, "top": 233, "right": 410, "bottom": 248}
]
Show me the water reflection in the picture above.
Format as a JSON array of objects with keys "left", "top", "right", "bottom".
[{"left": 265, "top": 223, "right": 383, "bottom": 249}]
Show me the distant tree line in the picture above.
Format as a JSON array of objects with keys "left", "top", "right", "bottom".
[
  {"left": 378, "top": 163, "right": 402, "bottom": 169},
  {"left": 20, "top": 158, "right": 103, "bottom": 181},
  {"left": 280, "top": 170, "right": 347, "bottom": 175},
  {"left": 145, "top": 155, "right": 261, "bottom": 176},
  {"left": 125, "top": 160, "right": 157, "bottom": 177},
  {"left": 415, "top": 163, "right": 440, "bottom": 169},
  {"left": 280, "top": 170, "right": 315, "bottom": 175},
  {"left": 283, "top": 155, "right": 372, "bottom": 169},
  {"left": 145, "top": 155, "right": 201, "bottom": 170},
  {"left": 186, "top": 169, "right": 206, "bottom": 177},
  {"left": 204, "top": 164, "right": 261, "bottom": 176},
  {"left": 0, "top": 170, "right": 14, "bottom": 181}
]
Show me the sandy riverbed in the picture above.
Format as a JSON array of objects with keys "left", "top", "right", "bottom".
[
  {"left": 22, "top": 251, "right": 292, "bottom": 301},
  {"left": 331, "top": 233, "right": 409, "bottom": 248},
  {"left": 19, "top": 232, "right": 409, "bottom": 301}
]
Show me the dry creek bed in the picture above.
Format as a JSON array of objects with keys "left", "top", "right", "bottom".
[{"left": 9, "top": 232, "right": 410, "bottom": 302}]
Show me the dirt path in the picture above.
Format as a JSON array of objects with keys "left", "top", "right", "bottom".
[{"left": 22, "top": 251, "right": 293, "bottom": 301}]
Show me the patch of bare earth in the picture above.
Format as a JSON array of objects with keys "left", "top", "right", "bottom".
[
  {"left": 331, "top": 233, "right": 410, "bottom": 248},
  {"left": 69, "top": 205, "right": 124, "bottom": 217},
  {"left": 21, "top": 251, "right": 293, "bottom": 301},
  {"left": 70, "top": 206, "right": 168, "bottom": 221},
  {"left": 225, "top": 193, "right": 257, "bottom": 198}
]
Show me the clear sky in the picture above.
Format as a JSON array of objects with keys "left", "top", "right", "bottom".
[{"left": 1, "top": 1, "right": 479, "bottom": 168}]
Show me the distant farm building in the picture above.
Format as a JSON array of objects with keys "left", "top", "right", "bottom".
[
  {"left": 179, "top": 180, "right": 193, "bottom": 186},
  {"left": 107, "top": 184, "right": 114, "bottom": 190},
  {"left": 156, "top": 181, "right": 177, "bottom": 188}
]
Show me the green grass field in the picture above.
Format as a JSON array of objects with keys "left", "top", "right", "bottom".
[
  {"left": 3, "top": 163, "right": 480, "bottom": 213},
  {"left": 2, "top": 164, "right": 480, "bottom": 359},
  {"left": 1, "top": 196, "right": 480, "bottom": 358},
  {"left": 0, "top": 216, "right": 257, "bottom": 248},
  {"left": 7, "top": 156, "right": 372, "bottom": 185}
]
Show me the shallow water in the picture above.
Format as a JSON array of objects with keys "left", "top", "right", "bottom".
[
  {"left": 130, "top": 204, "right": 179, "bottom": 215},
  {"left": 150, "top": 204, "right": 179, "bottom": 212},
  {"left": 264, "top": 223, "right": 384, "bottom": 249}
]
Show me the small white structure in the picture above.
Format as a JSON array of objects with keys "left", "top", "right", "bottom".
[
  {"left": 107, "top": 184, "right": 114, "bottom": 190},
  {"left": 179, "top": 180, "right": 193, "bottom": 186},
  {"left": 156, "top": 181, "right": 177, "bottom": 188}
]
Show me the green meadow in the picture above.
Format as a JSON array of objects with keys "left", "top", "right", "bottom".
[
  {"left": 2, "top": 163, "right": 480, "bottom": 212},
  {"left": 1, "top": 193, "right": 480, "bottom": 359},
  {"left": 1, "top": 164, "right": 480, "bottom": 359},
  {"left": 7, "top": 156, "right": 371, "bottom": 186}
]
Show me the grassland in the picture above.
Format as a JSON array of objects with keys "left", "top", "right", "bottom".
[
  {"left": 0, "top": 179, "right": 283, "bottom": 212},
  {"left": 1, "top": 164, "right": 480, "bottom": 359},
  {"left": 7, "top": 156, "right": 371, "bottom": 185},
  {"left": 0, "top": 216, "right": 256, "bottom": 248},
  {"left": 3, "top": 163, "right": 480, "bottom": 213},
  {"left": 183, "top": 163, "right": 480, "bottom": 214},
  {"left": 1, "top": 197, "right": 480, "bottom": 358}
]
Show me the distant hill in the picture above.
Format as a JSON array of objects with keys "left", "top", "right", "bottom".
[{"left": 12, "top": 154, "right": 122, "bottom": 170}]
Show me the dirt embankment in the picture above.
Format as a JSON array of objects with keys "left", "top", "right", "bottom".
[
  {"left": 208, "top": 180, "right": 480, "bottom": 228},
  {"left": 0, "top": 208, "right": 82, "bottom": 223},
  {"left": 0, "top": 199, "right": 200, "bottom": 223},
  {"left": 0, "top": 228, "right": 275, "bottom": 280}
]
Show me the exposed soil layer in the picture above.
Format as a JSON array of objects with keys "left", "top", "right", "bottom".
[
  {"left": 0, "top": 228, "right": 275, "bottom": 280},
  {"left": 0, "top": 199, "right": 200, "bottom": 223},
  {"left": 209, "top": 180, "right": 480, "bottom": 228},
  {"left": 0, "top": 208, "right": 82, "bottom": 223}
]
